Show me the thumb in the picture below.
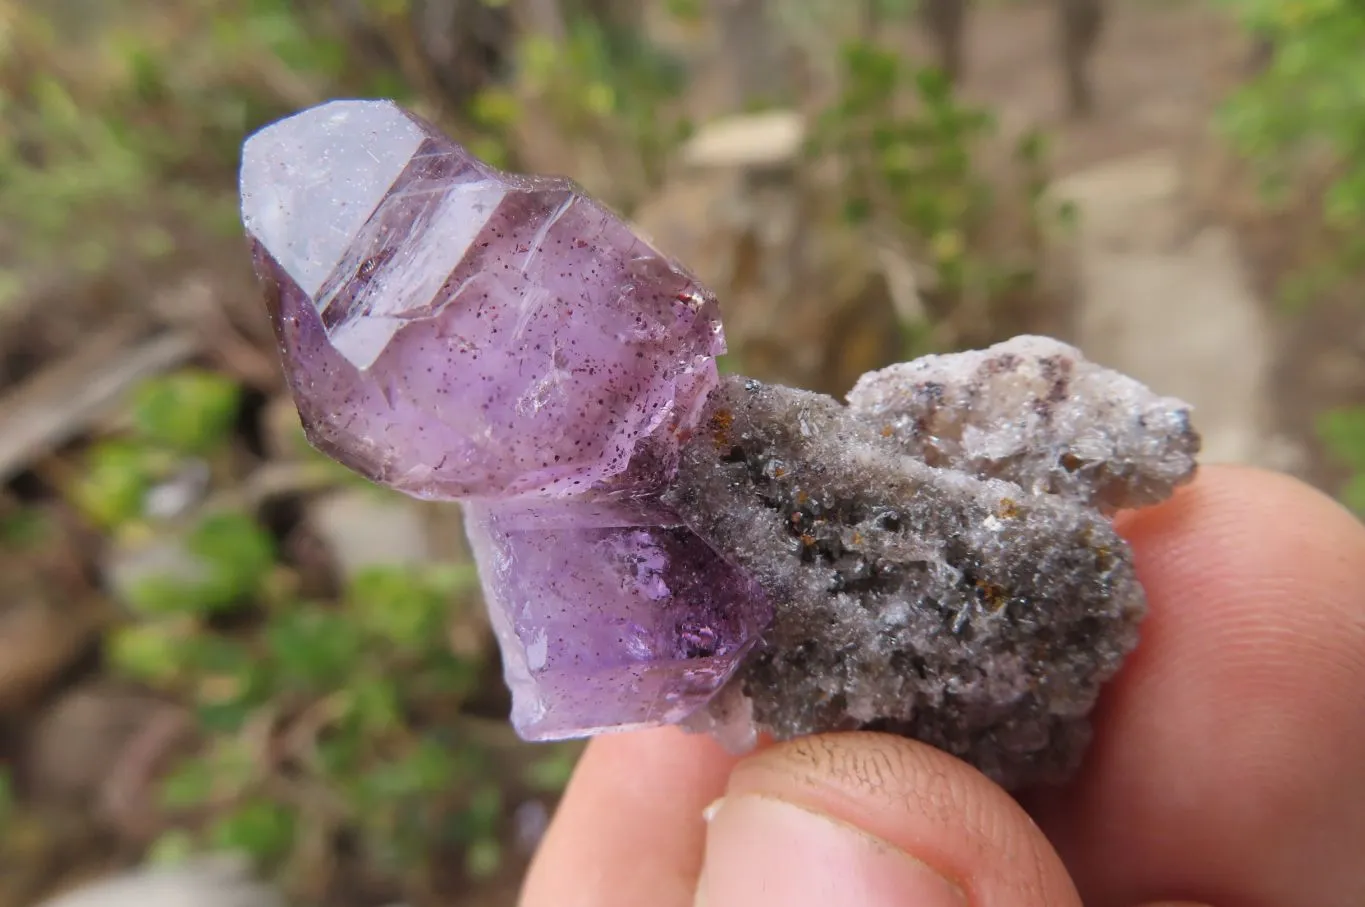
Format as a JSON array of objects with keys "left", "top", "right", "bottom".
[{"left": 695, "top": 732, "right": 1081, "bottom": 907}]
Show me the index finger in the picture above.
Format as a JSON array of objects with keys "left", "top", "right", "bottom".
[{"left": 519, "top": 726, "right": 737, "bottom": 907}]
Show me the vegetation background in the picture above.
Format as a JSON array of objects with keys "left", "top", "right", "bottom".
[{"left": 0, "top": 0, "right": 1360, "bottom": 905}]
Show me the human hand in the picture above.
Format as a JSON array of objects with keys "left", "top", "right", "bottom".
[{"left": 520, "top": 466, "right": 1365, "bottom": 907}]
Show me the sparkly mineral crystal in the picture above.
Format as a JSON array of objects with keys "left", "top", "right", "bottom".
[
  {"left": 242, "top": 101, "right": 1200, "bottom": 788},
  {"left": 847, "top": 335, "right": 1199, "bottom": 512}
]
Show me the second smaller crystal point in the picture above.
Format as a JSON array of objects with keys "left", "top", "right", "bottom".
[
  {"left": 464, "top": 497, "right": 771, "bottom": 738},
  {"left": 241, "top": 100, "right": 1201, "bottom": 788}
]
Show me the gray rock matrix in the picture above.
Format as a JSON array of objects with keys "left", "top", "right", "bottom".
[{"left": 665, "top": 336, "right": 1200, "bottom": 789}]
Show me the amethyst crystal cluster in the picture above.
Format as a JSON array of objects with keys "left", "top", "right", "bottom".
[
  {"left": 242, "top": 100, "right": 767, "bottom": 740},
  {"left": 242, "top": 100, "right": 1200, "bottom": 787}
]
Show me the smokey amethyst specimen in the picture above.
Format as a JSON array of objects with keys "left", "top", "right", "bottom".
[{"left": 242, "top": 100, "right": 1200, "bottom": 788}]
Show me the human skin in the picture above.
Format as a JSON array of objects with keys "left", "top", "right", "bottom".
[{"left": 519, "top": 466, "right": 1365, "bottom": 907}]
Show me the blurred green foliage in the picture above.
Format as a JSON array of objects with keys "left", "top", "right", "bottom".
[
  {"left": 517, "top": 17, "right": 691, "bottom": 201},
  {"left": 118, "top": 556, "right": 497, "bottom": 886},
  {"left": 132, "top": 370, "right": 243, "bottom": 455},
  {"left": 0, "top": 3, "right": 313, "bottom": 297},
  {"left": 0, "top": 769, "right": 13, "bottom": 830},
  {"left": 1219, "top": 0, "right": 1365, "bottom": 307},
  {"left": 472, "top": 5, "right": 692, "bottom": 209},
  {"left": 1318, "top": 407, "right": 1365, "bottom": 514},
  {"left": 1, "top": 2, "right": 678, "bottom": 898},
  {"left": 0, "top": 0, "right": 451, "bottom": 309},
  {"left": 70, "top": 370, "right": 244, "bottom": 533},
  {"left": 1220, "top": 0, "right": 1365, "bottom": 508},
  {"left": 58, "top": 364, "right": 519, "bottom": 896},
  {"left": 0, "top": 506, "right": 51, "bottom": 549},
  {"left": 812, "top": 41, "right": 1068, "bottom": 353},
  {"left": 123, "top": 512, "right": 277, "bottom": 617}
]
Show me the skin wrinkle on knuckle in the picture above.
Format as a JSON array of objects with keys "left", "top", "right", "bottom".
[
  {"left": 798, "top": 739, "right": 981, "bottom": 845},
  {"left": 918, "top": 759, "right": 961, "bottom": 829},
  {"left": 780, "top": 739, "right": 826, "bottom": 793},
  {"left": 857, "top": 742, "right": 895, "bottom": 795}
]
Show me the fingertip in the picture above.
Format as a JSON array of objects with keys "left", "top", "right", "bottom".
[
  {"left": 706, "top": 732, "right": 1081, "bottom": 906},
  {"left": 699, "top": 794, "right": 970, "bottom": 907},
  {"left": 520, "top": 727, "right": 737, "bottom": 907},
  {"left": 1040, "top": 465, "right": 1365, "bottom": 907},
  {"left": 1116, "top": 463, "right": 1364, "bottom": 565}
]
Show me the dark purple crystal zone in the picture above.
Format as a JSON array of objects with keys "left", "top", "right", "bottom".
[
  {"left": 243, "top": 101, "right": 723, "bottom": 502},
  {"left": 464, "top": 499, "right": 771, "bottom": 738}
]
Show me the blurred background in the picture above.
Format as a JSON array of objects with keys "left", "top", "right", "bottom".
[{"left": 0, "top": 0, "right": 1361, "bottom": 904}]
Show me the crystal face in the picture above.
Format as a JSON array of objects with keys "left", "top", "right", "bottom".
[
  {"left": 242, "top": 102, "right": 1201, "bottom": 788},
  {"left": 463, "top": 498, "right": 771, "bottom": 739},
  {"left": 241, "top": 100, "right": 724, "bottom": 501}
]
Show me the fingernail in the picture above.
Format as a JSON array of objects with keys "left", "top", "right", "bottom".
[{"left": 697, "top": 795, "right": 967, "bottom": 907}]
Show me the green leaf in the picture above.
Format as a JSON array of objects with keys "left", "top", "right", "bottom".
[
  {"left": 346, "top": 563, "right": 476, "bottom": 651},
  {"left": 132, "top": 370, "right": 242, "bottom": 455},
  {"left": 1342, "top": 473, "right": 1365, "bottom": 515},
  {"left": 0, "top": 508, "right": 51, "bottom": 549},
  {"left": 913, "top": 65, "right": 953, "bottom": 102},
  {"left": 1318, "top": 407, "right": 1365, "bottom": 471},
  {"left": 524, "top": 747, "right": 580, "bottom": 793},
  {"left": 266, "top": 605, "right": 364, "bottom": 690},
  {"left": 209, "top": 799, "right": 295, "bottom": 865},
  {"left": 106, "top": 622, "right": 186, "bottom": 686},
  {"left": 470, "top": 87, "right": 522, "bottom": 131},
  {"left": 339, "top": 675, "right": 403, "bottom": 734},
  {"left": 186, "top": 512, "right": 277, "bottom": 607},
  {"left": 460, "top": 783, "right": 503, "bottom": 839},
  {"left": 125, "top": 513, "right": 274, "bottom": 616},
  {"left": 364, "top": 738, "right": 459, "bottom": 800},
  {"left": 70, "top": 440, "right": 155, "bottom": 529},
  {"left": 843, "top": 196, "right": 873, "bottom": 224},
  {"left": 1014, "top": 128, "right": 1048, "bottom": 165},
  {"left": 160, "top": 759, "right": 216, "bottom": 810},
  {"left": 175, "top": 636, "right": 266, "bottom": 732}
]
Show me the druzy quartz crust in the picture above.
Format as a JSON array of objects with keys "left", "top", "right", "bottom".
[{"left": 242, "top": 100, "right": 1200, "bottom": 788}]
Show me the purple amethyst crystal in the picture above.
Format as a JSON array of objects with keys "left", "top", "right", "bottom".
[
  {"left": 241, "top": 100, "right": 723, "bottom": 501},
  {"left": 241, "top": 99, "right": 764, "bottom": 744},
  {"left": 463, "top": 498, "right": 770, "bottom": 739},
  {"left": 242, "top": 101, "right": 1201, "bottom": 788}
]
